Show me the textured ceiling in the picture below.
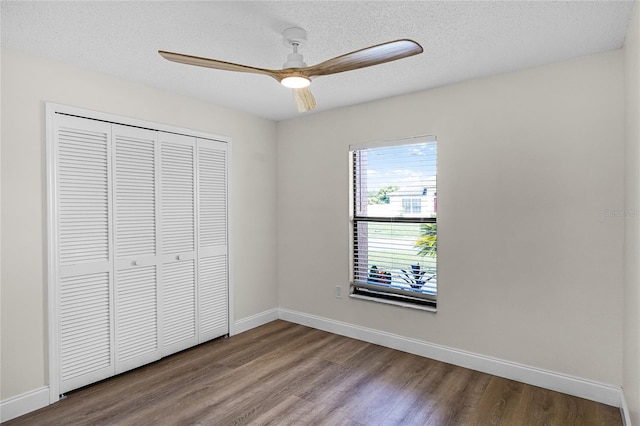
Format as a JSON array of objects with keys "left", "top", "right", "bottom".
[{"left": 1, "top": 1, "right": 635, "bottom": 121}]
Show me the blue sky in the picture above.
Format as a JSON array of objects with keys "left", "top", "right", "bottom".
[{"left": 364, "top": 142, "right": 437, "bottom": 192}]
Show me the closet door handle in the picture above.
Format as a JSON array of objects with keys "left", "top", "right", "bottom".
[
  {"left": 176, "top": 255, "right": 183, "bottom": 261},
  {"left": 133, "top": 260, "right": 140, "bottom": 266}
]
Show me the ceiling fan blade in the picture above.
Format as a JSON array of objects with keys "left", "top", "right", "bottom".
[
  {"left": 304, "top": 39, "right": 423, "bottom": 78},
  {"left": 293, "top": 87, "right": 317, "bottom": 112},
  {"left": 158, "top": 50, "right": 282, "bottom": 81}
]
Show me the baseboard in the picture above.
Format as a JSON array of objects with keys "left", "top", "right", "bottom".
[
  {"left": 2, "top": 309, "right": 624, "bottom": 423},
  {"left": 0, "top": 386, "right": 49, "bottom": 422},
  {"left": 279, "top": 308, "right": 622, "bottom": 408},
  {"left": 232, "top": 308, "right": 279, "bottom": 335},
  {"left": 621, "top": 389, "right": 632, "bottom": 426}
]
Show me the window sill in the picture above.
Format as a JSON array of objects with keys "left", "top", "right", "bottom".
[{"left": 349, "top": 293, "right": 437, "bottom": 313}]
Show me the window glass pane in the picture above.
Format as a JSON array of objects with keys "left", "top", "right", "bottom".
[
  {"left": 354, "top": 221, "right": 436, "bottom": 296},
  {"left": 354, "top": 142, "right": 437, "bottom": 219},
  {"left": 412, "top": 199, "right": 421, "bottom": 213},
  {"left": 352, "top": 139, "right": 437, "bottom": 304},
  {"left": 402, "top": 199, "right": 411, "bottom": 214}
]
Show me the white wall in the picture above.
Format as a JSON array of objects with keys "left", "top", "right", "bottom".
[
  {"left": 0, "top": 48, "right": 279, "bottom": 400},
  {"left": 624, "top": 1, "right": 640, "bottom": 424},
  {"left": 277, "top": 51, "right": 625, "bottom": 387}
]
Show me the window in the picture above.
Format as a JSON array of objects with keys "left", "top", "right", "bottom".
[
  {"left": 402, "top": 198, "right": 422, "bottom": 214},
  {"left": 349, "top": 136, "right": 437, "bottom": 309}
]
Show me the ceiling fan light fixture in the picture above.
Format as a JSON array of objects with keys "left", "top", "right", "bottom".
[
  {"left": 281, "top": 76, "right": 311, "bottom": 88},
  {"left": 159, "top": 30, "right": 423, "bottom": 114}
]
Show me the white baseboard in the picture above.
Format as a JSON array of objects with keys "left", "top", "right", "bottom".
[
  {"left": 0, "top": 386, "right": 49, "bottom": 422},
  {"left": 621, "top": 389, "right": 632, "bottom": 426},
  {"left": 2, "top": 308, "right": 625, "bottom": 423},
  {"left": 0, "top": 308, "right": 281, "bottom": 422},
  {"left": 279, "top": 308, "right": 623, "bottom": 408},
  {"left": 233, "top": 308, "right": 279, "bottom": 335}
]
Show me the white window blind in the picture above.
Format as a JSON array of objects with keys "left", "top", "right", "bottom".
[{"left": 350, "top": 136, "right": 437, "bottom": 308}]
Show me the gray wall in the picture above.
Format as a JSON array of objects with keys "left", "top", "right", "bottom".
[
  {"left": 624, "top": 2, "right": 640, "bottom": 424},
  {"left": 277, "top": 50, "right": 624, "bottom": 386},
  {"left": 0, "top": 48, "right": 279, "bottom": 399}
]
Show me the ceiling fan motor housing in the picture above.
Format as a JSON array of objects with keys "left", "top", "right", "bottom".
[
  {"left": 283, "top": 52, "right": 306, "bottom": 69},
  {"left": 282, "top": 27, "right": 308, "bottom": 69}
]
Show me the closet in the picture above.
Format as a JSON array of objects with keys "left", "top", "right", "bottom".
[{"left": 48, "top": 107, "right": 229, "bottom": 397}]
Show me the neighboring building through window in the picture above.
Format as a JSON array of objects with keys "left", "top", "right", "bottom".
[{"left": 349, "top": 136, "right": 437, "bottom": 309}]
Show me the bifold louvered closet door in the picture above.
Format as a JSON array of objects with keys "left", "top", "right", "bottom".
[
  {"left": 55, "top": 115, "right": 115, "bottom": 393},
  {"left": 197, "top": 139, "right": 229, "bottom": 341},
  {"left": 113, "top": 125, "right": 162, "bottom": 374},
  {"left": 50, "top": 111, "right": 229, "bottom": 396},
  {"left": 159, "top": 132, "right": 198, "bottom": 355}
]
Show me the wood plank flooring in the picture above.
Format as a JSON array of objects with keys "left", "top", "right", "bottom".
[{"left": 4, "top": 320, "right": 622, "bottom": 426}]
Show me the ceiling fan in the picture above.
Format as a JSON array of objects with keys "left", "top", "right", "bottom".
[{"left": 159, "top": 27, "right": 423, "bottom": 113}]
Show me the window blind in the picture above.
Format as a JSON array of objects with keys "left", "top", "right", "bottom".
[{"left": 350, "top": 136, "right": 437, "bottom": 308}]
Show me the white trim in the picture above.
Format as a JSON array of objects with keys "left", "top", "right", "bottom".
[
  {"left": 233, "top": 308, "right": 280, "bottom": 335},
  {"left": 0, "top": 387, "right": 50, "bottom": 422},
  {"left": 621, "top": 389, "right": 632, "bottom": 426},
  {"left": 226, "top": 140, "right": 235, "bottom": 337},
  {"left": 278, "top": 308, "right": 622, "bottom": 407},
  {"left": 349, "top": 293, "right": 437, "bottom": 312},
  {"left": 45, "top": 103, "right": 61, "bottom": 403},
  {"left": 44, "top": 102, "right": 231, "bottom": 143},
  {"left": 349, "top": 134, "right": 436, "bottom": 151}
]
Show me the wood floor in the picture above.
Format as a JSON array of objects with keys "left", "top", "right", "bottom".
[{"left": 5, "top": 320, "right": 621, "bottom": 426}]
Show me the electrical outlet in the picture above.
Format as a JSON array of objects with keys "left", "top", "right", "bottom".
[{"left": 335, "top": 285, "right": 342, "bottom": 299}]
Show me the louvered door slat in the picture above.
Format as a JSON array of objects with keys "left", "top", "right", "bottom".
[
  {"left": 112, "top": 125, "right": 161, "bottom": 374},
  {"left": 198, "top": 143, "right": 227, "bottom": 249},
  {"left": 196, "top": 139, "right": 229, "bottom": 342},
  {"left": 159, "top": 133, "right": 198, "bottom": 355},
  {"left": 58, "top": 124, "right": 110, "bottom": 266},
  {"left": 161, "top": 140, "right": 195, "bottom": 255},
  {"left": 199, "top": 255, "right": 227, "bottom": 337},
  {"left": 114, "top": 129, "right": 157, "bottom": 258},
  {"left": 116, "top": 266, "right": 158, "bottom": 365},
  {"left": 163, "top": 260, "right": 196, "bottom": 348},
  {"left": 59, "top": 272, "right": 112, "bottom": 392},
  {"left": 55, "top": 114, "right": 114, "bottom": 394}
]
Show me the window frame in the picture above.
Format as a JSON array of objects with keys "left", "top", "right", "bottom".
[{"left": 348, "top": 135, "right": 437, "bottom": 311}]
